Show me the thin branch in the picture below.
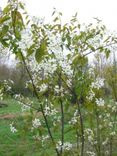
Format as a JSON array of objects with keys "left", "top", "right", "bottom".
[
  {"left": 83, "top": 42, "right": 117, "bottom": 57},
  {"left": 20, "top": 53, "right": 60, "bottom": 156},
  {"left": 58, "top": 72, "right": 64, "bottom": 155},
  {"left": 77, "top": 100, "right": 84, "bottom": 156}
]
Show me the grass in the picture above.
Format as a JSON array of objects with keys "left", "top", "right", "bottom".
[
  {"left": 0, "top": 98, "right": 67, "bottom": 156},
  {"left": 0, "top": 98, "right": 41, "bottom": 156},
  {"left": 0, "top": 97, "right": 117, "bottom": 156},
  {"left": 0, "top": 98, "right": 77, "bottom": 156},
  {"left": 0, "top": 98, "right": 21, "bottom": 115}
]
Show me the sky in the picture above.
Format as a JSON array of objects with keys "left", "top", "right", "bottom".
[
  {"left": 0, "top": 0, "right": 117, "bottom": 65},
  {"left": 26, "top": 0, "right": 117, "bottom": 31},
  {"left": 1, "top": 0, "right": 117, "bottom": 31}
]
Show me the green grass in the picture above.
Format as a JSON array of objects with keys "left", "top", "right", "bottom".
[
  {"left": 0, "top": 98, "right": 60, "bottom": 156},
  {"left": 0, "top": 98, "right": 21, "bottom": 114},
  {"left": 0, "top": 98, "right": 39, "bottom": 156},
  {"left": 0, "top": 98, "right": 117, "bottom": 156},
  {"left": 0, "top": 98, "right": 76, "bottom": 156},
  {"left": 0, "top": 118, "right": 51, "bottom": 156}
]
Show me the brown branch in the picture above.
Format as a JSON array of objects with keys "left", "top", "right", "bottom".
[
  {"left": 20, "top": 53, "right": 60, "bottom": 156},
  {"left": 83, "top": 42, "right": 117, "bottom": 57}
]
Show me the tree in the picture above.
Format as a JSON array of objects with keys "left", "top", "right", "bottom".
[{"left": 0, "top": 1, "right": 117, "bottom": 155}]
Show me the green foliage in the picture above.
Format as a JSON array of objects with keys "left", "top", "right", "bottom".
[
  {"left": 35, "top": 40, "right": 48, "bottom": 63},
  {"left": 0, "top": 1, "right": 117, "bottom": 156}
]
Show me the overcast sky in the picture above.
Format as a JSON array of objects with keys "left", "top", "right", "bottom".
[
  {"left": 26, "top": 0, "right": 117, "bottom": 31},
  {"left": 1, "top": 0, "right": 117, "bottom": 64},
  {"left": 1, "top": 0, "right": 117, "bottom": 31}
]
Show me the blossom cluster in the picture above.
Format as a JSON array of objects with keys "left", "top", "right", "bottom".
[
  {"left": 10, "top": 123, "right": 17, "bottom": 133},
  {"left": 87, "top": 77, "right": 105, "bottom": 107},
  {"left": 91, "top": 77, "right": 105, "bottom": 90},
  {"left": 18, "top": 29, "right": 33, "bottom": 53},
  {"left": 87, "top": 89, "right": 95, "bottom": 101},
  {"left": 69, "top": 110, "right": 78, "bottom": 125},
  {"left": 32, "top": 118, "right": 41, "bottom": 129},
  {"left": 84, "top": 128, "right": 94, "bottom": 144},
  {"left": 44, "top": 105, "right": 58, "bottom": 116},
  {"left": 0, "top": 79, "right": 13, "bottom": 100},
  {"left": 86, "top": 151, "right": 96, "bottom": 156},
  {"left": 56, "top": 141, "right": 72, "bottom": 151},
  {"left": 95, "top": 98, "right": 105, "bottom": 106}
]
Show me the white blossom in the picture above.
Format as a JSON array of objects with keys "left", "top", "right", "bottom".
[
  {"left": 32, "top": 118, "right": 41, "bottom": 128},
  {"left": 41, "top": 135, "right": 50, "bottom": 145},
  {"left": 21, "top": 104, "right": 30, "bottom": 112},
  {"left": 91, "top": 78, "right": 105, "bottom": 89},
  {"left": 96, "top": 98, "right": 105, "bottom": 106},
  {"left": 108, "top": 122, "right": 113, "bottom": 128},
  {"left": 40, "top": 84, "right": 48, "bottom": 92},
  {"left": 56, "top": 141, "right": 72, "bottom": 151},
  {"left": 69, "top": 110, "right": 78, "bottom": 125},
  {"left": 86, "top": 151, "right": 96, "bottom": 156},
  {"left": 54, "top": 85, "right": 64, "bottom": 96},
  {"left": 10, "top": 123, "right": 17, "bottom": 133},
  {"left": 85, "top": 129, "right": 94, "bottom": 143},
  {"left": 87, "top": 89, "right": 95, "bottom": 101},
  {"left": 18, "top": 29, "right": 33, "bottom": 52},
  {"left": 106, "top": 113, "right": 110, "bottom": 118},
  {"left": 110, "top": 131, "right": 116, "bottom": 136},
  {"left": 44, "top": 105, "right": 57, "bottom": 116},
  {"left": 14, "top": 94, "right": 21, "bottom": 99},
  {"left": 33, "top": 134, "right": 40, "bottom": 141},
  {"left": 63, "top": 142, "right": 72, "bottom": 151},
  {"left": 31, "top": 16, "right": 45, "bottom": 25},
  {"left": 74, "top": 110, "right": 78, "bottom": 117},
  {"left": 112, "top": 106, "right": 116, "bottom": 112},
  {"left": 56, "top": 141, "right": 62, "bottom": 151},
  {"left": 88, "top": 68, "right": 94, "bottom": 77},
  {"left": 69, "top": 117, "right": 77, "bottom": 125}
]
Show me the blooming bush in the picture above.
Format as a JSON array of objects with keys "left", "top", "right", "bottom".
[{"left": 0, "top": 1, "right": 117, "bottom": 155}]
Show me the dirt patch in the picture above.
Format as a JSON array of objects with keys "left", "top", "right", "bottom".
[
  {"left": 0, "top": 114, "right": 16, "bottom": 119},
  {"left": 0, "top": 112, "right": 42, "bottom": 120}
]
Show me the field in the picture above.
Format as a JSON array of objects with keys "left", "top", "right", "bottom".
[
  {"left": 0, "top": 98, "right": 117, "bottom": 156},
  {"left": 0, "top": 98, "right": 43, "bottom": 156},
  {"left": 0, "top": 98, "right": 75, "bottom": 156}
]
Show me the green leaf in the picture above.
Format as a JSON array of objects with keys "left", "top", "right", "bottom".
[
  {"left": 11, "top": 10, "right": 24, "bottom": 30},
  {"left": 0, "top": 38, "right": 9, "bottom": 47},
  {"left": 3, "top": 5, "right": 11, "bottom": 14},
  {"left": 52, "top": 10, "right": 56, "bottom": 16},
  {"left": 0, "top": 25, "right": 9, "bottom": 39},
  {"left": 16, "top": 50, "right": 23, "bottom": 61},
  {"left": 15, "top": 30, "right": 21, "bottom": 40},
  {"left": 19, "top": 2, "right": 25, "bottom": 10},
  {"left": 88, "top": 45, "right": 95, "bottom": 51},
  {"left": 35, "top": 41, "right": 48, "bottom": 63},
  {"left": 0, "top": 16, "right": 10, "bottom": 24},
  {"left": 98, "top": 46, "right": 104, "bottom": 52},
  {"left": 27, "top": 44, "right": 35, "bottom": 56},
  {"left": 53, "top": 17, "right": 59, "bottom": 22},
  {"left": 105, "top": 48, "right": 110, "bottom": 58}
]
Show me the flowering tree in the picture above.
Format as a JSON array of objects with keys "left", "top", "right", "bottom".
[{"left": 0, "top": 0, "right": 117, "bottom": 155}]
